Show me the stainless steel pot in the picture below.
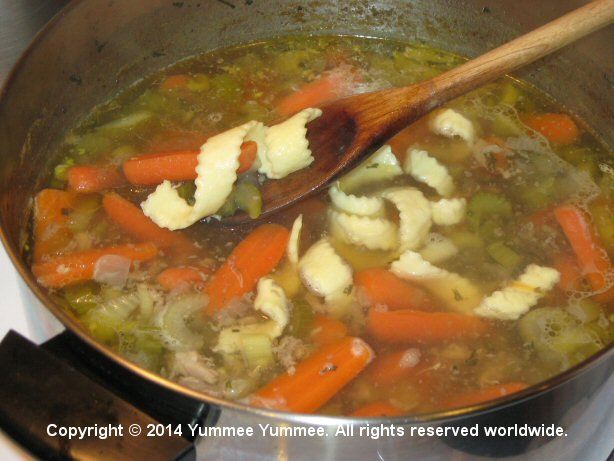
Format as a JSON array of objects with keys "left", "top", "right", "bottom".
[{"left": 0, "top": 1, "right": 612, "bottom": 460}]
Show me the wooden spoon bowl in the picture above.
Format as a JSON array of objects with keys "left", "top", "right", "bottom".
[{"left": 224, "top": 0, "right": 614, "bottom": 225}]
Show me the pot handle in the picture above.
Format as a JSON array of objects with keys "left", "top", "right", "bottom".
[{"left": 0, "top": 330, "right": 210, "bottom": 460}]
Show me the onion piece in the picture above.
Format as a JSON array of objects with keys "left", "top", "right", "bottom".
[{"left": 93, "top": 254, "right": 131, "bottom": 287}]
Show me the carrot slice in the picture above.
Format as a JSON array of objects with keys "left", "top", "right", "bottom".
[
  {"left": 33, "top": 189, "right": 77, "bottom": 262},
  {"left": 102, "top": 193, "right": 194, "bottom": 253},
  {"left": 367, "top": 308, "right": 490, "bottom": 344},
  {"left": 350, "top": 401, "right": 405, "bottom": 417},
  {"left": 367, "top": 348, "right": 424, "bottom": 386},
  {"left": 32, "top": 242, "right": 158, "bottom": 288},
  {"left": 276, "top": 67, "right": 360, "bottom": 117},
  {"left": 523, "top": 113, "right": 580, "bottom": 145},
  {"left": 553, "top": 252, "right": 584, "bottom": 292},
  {"left": 310, "top": 314, "right": 348, "bottom": 347},
  {"left": 204, "top": 224, "right": 289, "bottom": 313},
  {"left": 123, "top": 150, "right": 199, "bottom": 186},
  {"left": 251, "top": 337, "right": 375, "bottom": 413},
  {"left": 123, "top": 141, "right": 258, "bottom": 186},
  {"left": 236, "top": 140, "right": 258, "bottom": 174},
  {"left": 554, "top": 204, "right": 613, "bottom": 302},
  {"left": 355, "top": 268, "right": 436, "bottom": 311},
  {"left": 67, "top": 165, "right": 124, "bottom": 193},
  {"left": 156, "top": 266, "right": 211, "bottom": 291},
  {"left": 442, "top": 382, "right": 528, "bottom": 410},
  {"left": 160, "top": 74, "right": 190, "bottom": 91}
]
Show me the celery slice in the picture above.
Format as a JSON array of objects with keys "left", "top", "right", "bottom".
[
  {"left": 486, "top": 241, "right": 522, "bottom": 269},
  {"left": 519, "top": 307, "right": 603, "bottom": 369},
  {"left": 219, "top": 182, "right": 262, "bottom": 219},
  {"left": 288, "top": 299, "right": 314, "bottom": 339},
  {"left": 467, "top": 191, "right": 512, "bottom": 229},
  {"left": 240, "top": 334, "right": 275, "bottom": 369},
  {"left": 63, "top": 281, "right": 100, "bottom": 315}
]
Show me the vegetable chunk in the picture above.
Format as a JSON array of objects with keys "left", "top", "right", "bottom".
[
  {"left": 251, "top": 337, "right": 374, "bottom": 413},
  {"left": 204, "top": 224, "right": 290, "bottom": 314}
]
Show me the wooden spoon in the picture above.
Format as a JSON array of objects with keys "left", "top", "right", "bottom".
[{"left": 227, "top": 0, "right": 614, "bottom": 225}]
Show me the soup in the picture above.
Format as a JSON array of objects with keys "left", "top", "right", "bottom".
[{"left": 28, "top": 36, "right": 613, "bottom": 416}]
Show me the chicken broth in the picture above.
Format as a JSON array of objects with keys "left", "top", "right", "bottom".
[{"left": 29, "top": 35, "right": 613, "bottom": 416}]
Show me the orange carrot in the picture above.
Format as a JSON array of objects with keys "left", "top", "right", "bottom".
[
  {"left": 367, "top": 308, "right": 490, "bottom": 344},
  {"left": 156, "top": 266, "right": 211, "bottom": 291},
  {"left": 67, "top": 165, "right": 124, "bottom": 193},
  {"left": 276, "top": 67, "right": 360, "bottom": 117},
  {"left": 160, "top": 74, "right": 190, "bottom": 91},
  {"left": 553, "top": 253, "right": 583, "bottom": 292},
  {"left": 32, "top": 242, "right": 158, "bottom": 288},
  {"left": 355, "top": 268, "right": 436, "bottom": 311},
  {"left": 350, "top": 401, "right": 405, "bottom": 417},
  {"left": 310, "top": 314, "right": 348, "bottom": 347},
  {"left": 123, "top": 142, "right": 258, "bottom": 185},
  {"left": 102, "top": 193, "right": 194, "bottom": 253},
  {"left": 236, "top": 140, "right": 258, "bottom": 174},
  {"left": 251, "top": 337, "right": 375, "bottom": 413},
  {"left": 554, "top": 204, "right": 613, "bottom": 302},
  {"left": 367, "top": 348, "right": 423, "bottom": 386},
  {"left": 123, "top": 150, "right": 199, "bottom": 186},
  {"left": 33, "top": 189, "right": 76, "bottom": 262},
  {"left": 204, "top": 224, "right": 289, "bottom": 313},
  {"left": 523, "top": 113, "right": 580, "bottom": 145},
  {"left": 442, "top": 382, "right": 528, "bottom": 410}
]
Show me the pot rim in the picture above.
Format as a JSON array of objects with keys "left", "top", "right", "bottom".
[{"left": 0, "top": 0, "right": 612, "bottom": 426}]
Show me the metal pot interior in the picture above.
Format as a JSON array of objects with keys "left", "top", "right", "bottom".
[{"left": 0, "top": 0, "right": 612, "bottom": 420}]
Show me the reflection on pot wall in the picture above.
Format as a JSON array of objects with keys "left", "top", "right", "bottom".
[{"left": 197, "top": 359, "right": 613, "bottom": 460}]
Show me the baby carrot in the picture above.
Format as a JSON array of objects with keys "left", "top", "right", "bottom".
[
  {"left": 552, "top": 253, "right": 583, "bottom": 292},
  {"left": 350, "top": 401, "right": 405, "bottom": 417},
  {"left": 67, "top": 165, "right": 124, "bottom": 193},
  {"left": 523, "top": 113, "right": 580, "bottom": 145},
  {"left": 123, "top": 150, "right": 199, "bottom": 186},
  {"left": 442, "top": 382, "right": 528, "bottom": 410},
  {"left": 102, "top": 193, "right": 194, "bottom": 253},
  {"left": 156, "top": 266, "right": 211, "bottom": 291},
  {"left": 554, "top": 204, "right": 613, "bottom": 302},
  {"left": 366, "top": 308, "right": 490, "bottom": 344},
  {"left": 310, "top": 314, "right": 348, "bottom": 347},
  {"left": 367, "top": 348, "right": 423, "bottom": 386},
  {"left": 32, "top": 189, "right": 76, "bottom": 262},
  {"left": 251, "top": 337, "right": 375, "bottom": 413},
  {"left": 123, "top": 142, "right": 258, "bottom": 185},
  {"left": 236, "top": 140, "right": 258, "bottom": 174},
  {"left": 276, "top": 67, "right": 360, "bottom": 117},
  {"left": 32, "top": 243, "right": 158, "bottom": 288},
  {"left": 355, "top": 268, "right": 436, "bottom": 311},
  {"left": 204, "top": 224, "right": 290, "bottom": 313}
]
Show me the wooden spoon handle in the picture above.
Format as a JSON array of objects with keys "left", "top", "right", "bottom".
[
  {"left": 425, "top": 0, "right": 614, "bottom": 106},
  {"left": 359, "top": 0, "right": 614, "bottom": 135}
]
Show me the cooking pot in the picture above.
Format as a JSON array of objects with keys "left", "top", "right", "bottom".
[{"left": 0, "top": 1, "right": 612, "bottom": 460}]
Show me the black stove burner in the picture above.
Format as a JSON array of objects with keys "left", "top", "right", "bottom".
[{"left": 0, "top": 330, "right": 216, "bottom": 460}]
